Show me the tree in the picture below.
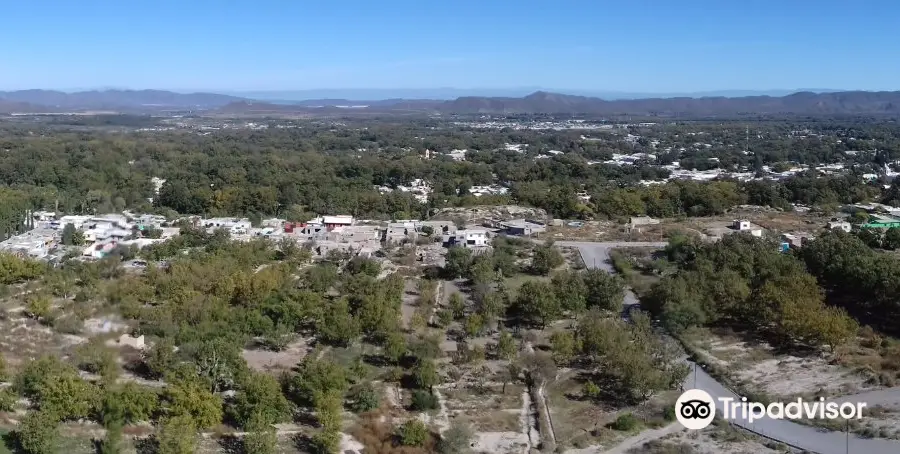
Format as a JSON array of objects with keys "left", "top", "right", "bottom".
[
  {"left": 514, "top": 281, "right": 561, "bottom": 328},
  {"left": 25, "top": 292, "right": 52, "bottom": 321},
  {"left": 102, "top": 382, "right": 159, "bottom": 425},
  {"left": 383, "top": 330, "right": 408, "bottom": 363},
  {"left": 16, "top": 411, "right": 58, "bottom": 454},
  {"left": 61, "top": 223, "right": 84, "bottom": 246},
  {"left": 496, "top": 330, "right": 518, "bottom": 361},
  {"left": 884, "top": 227, "right": 900, "bottom": 250},
  {"left": 551, "top": 270, "right": 587, "bottom": 314},
  {"left": 34, "top": 373, "right": 98, "bottom": 421},
  {"left": 549, "top": 331, "right": 577, "bottom": 365},
  {"left": 190, "top": 338, "right": 248, "bottom": 393},
  {"left": 347, "top": 382, "right": 380, "bottom": 413},
  {"left": 231, "top": 372, "right": 292, "bottom": 428},
  {"left": 243, "top": 414, "right": 277, "bottom": 454},
  {"left": 448, "top": 292, "right": 466, "bottom": 319},
  {"left": 413, "top": 359, "right": 439, "bottom": 391},
  {"left": 145, "top": 337, "right": 177, "bottom": 379},
  {"left": 289, "top": 358, "right": 348, "bottom": 407},
  {"left": 163, "top": 380, "right": 224, "bottom": 429},
  {"left": 583, "top": 269, "right": 626, "bottom": 312},
  {"left": 531, "top": 241, "right": 564, "bottom": 275},
  {"left": 156, "top": 415, "right": 197, "bottom": 454},
  {"left": 439, "top": 420, "right": 474, "bottom": 454},
  {"left": 317, "top": 298, "right": 360, "bottom": 347},
  {"left": 398, "top": 419, "right": 429, "bottom": 446},
  {"left": 464, "top": 313, "right": 485, "bottom": 338},
  {"left": 444, "top": 246, "right": 472, "bottom": 279}
]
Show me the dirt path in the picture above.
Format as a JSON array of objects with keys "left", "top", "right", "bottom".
[{"left": 600, "top": 422, "right": 684, "bottom": 454}]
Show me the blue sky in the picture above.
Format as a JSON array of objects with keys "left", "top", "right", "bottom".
[{"left": 1, "top": 0, "right": 898, "bottom": 92}]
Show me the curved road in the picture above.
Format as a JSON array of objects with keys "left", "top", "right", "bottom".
[{"left": 558, "top": 241, "right": 900, "bottom": 454}]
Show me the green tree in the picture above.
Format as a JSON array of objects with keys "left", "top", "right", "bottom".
[
  {"left": 398, "top": 419, "right": 429, "bottom": 446},
  {"left": 347, "top": 382, "right": 380, "bottom": 413},
  {"left": 61, "top": 223, "right": 84, "bottom": 246},
  {"left": 531, "top": 241, "right": 564, "bottom": 275},
  {"left": 549, "top": 331, "right": 577, "bottom": 365},
  {"left": 16, "top": 411, "right": 58, "bottom": 454},
  {"left": 34, "top": 373, "right": 98, "bottom": 421},
  {"left": 156, "top": 415, "right": 197, "bottom": 454},
  {"left": 289, "top": 358, "right": 348, "bottom": 407},
  {"left": 242, "top": 414, "right": 277, "bottom": 454},
  {"left": 102, "top": 382, "right": 159, "bottom": 424},
  {"left": 231, "top": 372, "right": 292, "bottom": 428},
  {"left": 514, "top": 281, "right": 561, "bottom": 328},
  {"left": 551, "top": 270, "right": 587, "bottom": 314},
  {"left": 464, "top": 313, "right": 484, "bottom": 338},
  {"left": 583, "top": 269, "right": 626, "bottom": 312},
  {"left": 413, "top": 359, "right": 439, "bottom": 391},
  {"left": 25, "top": 292, "right": 52, "bottom": 321},
  {"left": 163, "top": 380, "right": 224, "bottom": 429},
  {"left": 444, "top": 246, "right": 472, "bottom": 279},
  {"left": 317, "top": 298, "right": 360, "bottom": 347},
  {"left": 884, "top": 227, "right": 900, "bottom": 250},
  {"left": 145, "top": 337, "right": 177, "bottom": 379},
  {"left": 496, "top": 330, "right": 518, "bottom": 361}
]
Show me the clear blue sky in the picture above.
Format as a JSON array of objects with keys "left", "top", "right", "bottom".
[{"left": 1, "top": 0, "right": 898, "bottom": 92}]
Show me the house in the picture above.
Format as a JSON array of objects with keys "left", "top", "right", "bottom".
[
  {"left": 630, "top": 216, "right": 660, "bottom": 227},
  {"left": 500, "top": 219, "right": 546, "bottom": 236},
  {"left": 386, "top": 222, "right": 417, "bottom": 243},
  {"left": 202, "top": 217, "right": 252, "bottom": 231},
  {"left": 329, "top": 225, "right": 381, "bottom": 243},
  {"left": 416, "top": 220, "right": 456, "bottom": 236},
  {"left": 55, "top": 215, "right": 92, "bottom": 230},
  {"left": 782, "top": 232, "right": 814, "bottom": 249},
  {"left": 733, "top": 220, "right": 752, "bottom": 231},
  {"left": 827, "top": 221, "right": 852, "bottom": 232},
  {"left": 322, "top": 215, "right": 354, "bottom": 229},
  {"left": 451, "top": 229, "right": 490, "bottom": 248},
  {"left": 83, "top": 241, "right": 119, "bottom": 259}
]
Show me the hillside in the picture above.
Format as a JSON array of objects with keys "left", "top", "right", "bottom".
[
  {"left": 439, "top": 90, "right": 900, "bottom": 115},
  {"left": 0, "top": 89, "right": 246, "bottom": 111}
]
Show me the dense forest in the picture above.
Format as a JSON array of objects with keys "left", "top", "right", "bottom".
[{"left": 0, "top": 117, "right": 896, "bottom": 225}]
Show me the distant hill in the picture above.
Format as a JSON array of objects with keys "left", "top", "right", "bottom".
[
  {"left": 0, "top": 89, "right": 246, "bottom": 111},
  {"left": 438, "top": 90, "right": 900, "bottom": 115},
  {"left": 2, "top": 89, "right": 899, "bottom": 116}
]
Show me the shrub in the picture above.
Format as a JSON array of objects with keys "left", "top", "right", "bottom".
[
  {"left": 397, "top": 419, "right": 429, "bottom": 446},
  {"left": 347, "top": 383, "right": 380, "bottom": 413},
  {"left": 410, "top": 390, "right": 438, "bottom": 411},
  {"left": 610, "top": 412, "right": 640, "bottom": 431}
]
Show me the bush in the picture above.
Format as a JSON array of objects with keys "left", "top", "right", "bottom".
[
  {"left": 397, "top": 419, "right": 429, "bottom": 446},
  {"left": 347, "top": 383, "right": 380, "bottom": 413},
  {"left": 663, "top": 406, "right": 676, "bottom": 422},
  {"left": 410, "top": 390, "right": 438, "bottom": 411},
  {"left": 610, "top": 412, "right": 640, "bottom": 431}
]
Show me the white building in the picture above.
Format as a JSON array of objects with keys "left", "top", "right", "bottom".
[
  {"left": 453, "top": 229, "right": 490, "bottom": 248},
  {"left": 202, "top": 218, "right": 252, "bottom": 232},
  {"left": 733, "top": 220, "right": 752, "bottom": 231},
  {"left": 827, "top": 221, "right": 852, "bottom": 232}
]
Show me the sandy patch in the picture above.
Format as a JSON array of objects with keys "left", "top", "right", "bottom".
[
  {"left": 472, "top": 431, "right": 529, "bottom": 454},
  {"left": 242, "top": 338, "right": 309, "bottom": 372}
]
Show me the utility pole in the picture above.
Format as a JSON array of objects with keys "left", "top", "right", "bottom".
[
  {"left": 846, "top": 419, "right": 850, "bottom": 454},
  {"left": 693, "top": 363, "right": 698, "bottom": 388}
]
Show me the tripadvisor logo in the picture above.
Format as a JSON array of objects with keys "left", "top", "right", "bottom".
[{"left": 675, "top": 389, "right": 866, "bottom": 430}]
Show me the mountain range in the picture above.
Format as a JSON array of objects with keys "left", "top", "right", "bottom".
[{"left": 1, "top": 89, "right": 899, "bottom": 116}]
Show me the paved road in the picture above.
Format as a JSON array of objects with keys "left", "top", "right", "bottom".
[{"left": 564, "top": 241, "right": 900, "bottom": 454}]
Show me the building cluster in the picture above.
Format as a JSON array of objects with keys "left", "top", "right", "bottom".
[
  {"left": 374, "top": 178, "right": 432, "bottom": 203},
  {"left": 0, "top": 211, "right": 174, "bottom": 260}
]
